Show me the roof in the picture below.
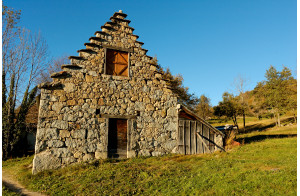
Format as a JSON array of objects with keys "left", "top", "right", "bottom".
[{"left": 177, "top": 104, "right": 225, "bottom": 137}]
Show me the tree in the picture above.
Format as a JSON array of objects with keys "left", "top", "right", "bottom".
[
  {"left": 260, "top": 66, "right": 295, "bottom": 126},
  {"left": 2, "top": 5, "right": 48, "bottom": 159},
  {"left": 213, "top": 92, "right": 241, "bottom": 130},
  {"left": 195, "top": 94, "right": 212, "bottom": 120},
  {"left": 155, "top": 61, "right": 199, "bottom": 110},
  {"left": 36, "top": 55, "right": 69, "bottom": 84},
  {"left": 233, "top": 75, "right": 249, "bottom": 132}
]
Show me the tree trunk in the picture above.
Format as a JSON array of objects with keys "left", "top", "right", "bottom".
[
  {"left": 293, "top": 114, "right": 297, "bottom": 123},
  {"left": 277, "top": 112, "right": 281, "bottom": 127},
  {"left": 273, "top": 112, "right": 277, "bottom": 126},
  {"left": 232, "top": 115, "right": 239, "bottom": 133},
  {"left": 243, "top": 111, "right": 246, "bottom": 132}
]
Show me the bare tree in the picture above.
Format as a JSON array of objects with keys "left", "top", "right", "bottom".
[
  {"left": 36, "top": 55, "right": 69, "bottom": 84},
  {"left": 2, "top": 5, "right": 49, "bottom": 159},
  {"left": 233, "top": 75, "right": 249, "bottom": 132}
]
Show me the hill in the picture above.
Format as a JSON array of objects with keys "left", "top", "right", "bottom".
[{"left": 2, "top": 122, "right": 296, "bottom": 195}]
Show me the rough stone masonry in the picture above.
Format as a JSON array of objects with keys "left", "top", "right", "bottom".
[
  {"left": 32, "top": 10, "right": 180, "bottom": 174},
  {"left": 33, "top": 10, "right": 224, "bottom": 174}
]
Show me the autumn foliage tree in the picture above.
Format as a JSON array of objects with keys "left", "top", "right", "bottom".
[
  {"left": 213, "top": 92, "right": 241, "bottom": 130},
  {"left": 195, "top": 94, "right": 212, "bottom": 120}
]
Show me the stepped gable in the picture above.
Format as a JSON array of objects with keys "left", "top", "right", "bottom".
[
  {"left": 46, "top": 10, "right": 161, "bottom": 89},
  {"left": 33, "top": 10, "right": 224, "bottom": 174}
]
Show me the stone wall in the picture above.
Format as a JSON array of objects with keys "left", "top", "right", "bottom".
[{"left": 32, "top": 11, "right": 179, "bottom": 174}]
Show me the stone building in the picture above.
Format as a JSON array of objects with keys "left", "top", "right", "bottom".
[{"left": 33, "top": 11, "right": 224, "bottom": 174}]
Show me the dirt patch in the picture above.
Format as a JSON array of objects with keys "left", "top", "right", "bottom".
[{"left": 2, "top": 170, "right": 47, "bottom": 196}]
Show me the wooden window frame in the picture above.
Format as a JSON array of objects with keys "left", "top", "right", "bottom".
[{"left": 104, "top": 48, "right": 130, "bottom": 77}]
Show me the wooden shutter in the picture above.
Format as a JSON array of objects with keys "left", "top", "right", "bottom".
[{"left": 106, "top": 49, "right": 128, "bottom": 76}]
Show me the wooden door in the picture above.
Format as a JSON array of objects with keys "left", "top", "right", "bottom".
[{"left": 108, "top": 118, "right": 127, "bottom": 158}]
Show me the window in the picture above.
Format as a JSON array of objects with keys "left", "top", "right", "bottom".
[{"left": 106, "top": 49, "right": 129, "bottom": 77}]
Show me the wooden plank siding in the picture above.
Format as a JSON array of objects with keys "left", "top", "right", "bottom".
[
  {"left": 178, "top": 119, "right": 223, "bottom": 155},
  {"left": 178, "top": 120, "right": 185, "bottom": 154}
]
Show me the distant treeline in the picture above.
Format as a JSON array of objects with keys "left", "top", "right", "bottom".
[{"left": 195, "top": 66, "right": 296, "bottom": 131}]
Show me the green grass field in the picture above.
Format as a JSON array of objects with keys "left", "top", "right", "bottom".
[{"left": 2, "top": 124, "right": 297, "bottom": 196}]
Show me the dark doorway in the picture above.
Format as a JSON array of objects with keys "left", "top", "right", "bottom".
[{"left": 108, "top": 118, "right": 127, "bottom": 158}]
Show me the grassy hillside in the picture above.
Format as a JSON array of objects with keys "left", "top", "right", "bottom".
[
  {"left": 209, "top": 115, "right": 295, "bottom": 130},
  {"left": 2, "top": 125, "right": 297, "bottom": 196}
]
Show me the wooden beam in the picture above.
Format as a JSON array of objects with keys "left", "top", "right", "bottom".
[
  {"left": 196, "top": 132, "right": 211, "bottom": 153},
  {"left": 118, "top": 66, "right": 128, "bottom": 76}
]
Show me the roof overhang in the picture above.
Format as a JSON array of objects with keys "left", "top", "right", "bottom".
[{"left": 177, "top": 104, "right": 225, "bottom": 137}]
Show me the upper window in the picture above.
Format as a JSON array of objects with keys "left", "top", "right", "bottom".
[{"left": 106, "top": 49, "right": 129, "bottom": 77}]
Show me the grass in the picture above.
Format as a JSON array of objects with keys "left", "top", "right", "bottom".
[
  {"left": 2, "top": 183, "right": 21, "bottom": 196},
  {"left": 208, "top": 115, "right": 295, "bottom": 130},
  {"left": 2, "top": 124, "right": 297, "bottom": 196},
  {"left": 209, "top": 116, "right": 262, "bottom": 127}
]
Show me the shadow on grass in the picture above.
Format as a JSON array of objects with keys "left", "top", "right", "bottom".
[
  {"left": 237, "top": 134, "right": 297, "bottom": 144},
  {"left": 243, "top": 123, "right": 276, "bottom": 133},
  {"left": 242, "top": 117, "right": 295, "bottom": 134},
  {"left": 2, "top": 181, "right": 23, "bottom": 195}
]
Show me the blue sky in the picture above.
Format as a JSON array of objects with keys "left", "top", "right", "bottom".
[{"left": 5, "top": 0, "right": 297, "bottom": 106}]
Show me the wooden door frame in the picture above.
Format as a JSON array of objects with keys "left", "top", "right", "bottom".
[{"left": 105, "top": 115, "right": 137, "bottom": 158}]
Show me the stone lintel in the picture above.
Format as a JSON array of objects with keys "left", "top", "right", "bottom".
[
  {"left": 99, "top": 114, "right": 137, "bottom": 119},
  {"left": 103, "top": 45, "right": 134, "bottom": 53}
]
